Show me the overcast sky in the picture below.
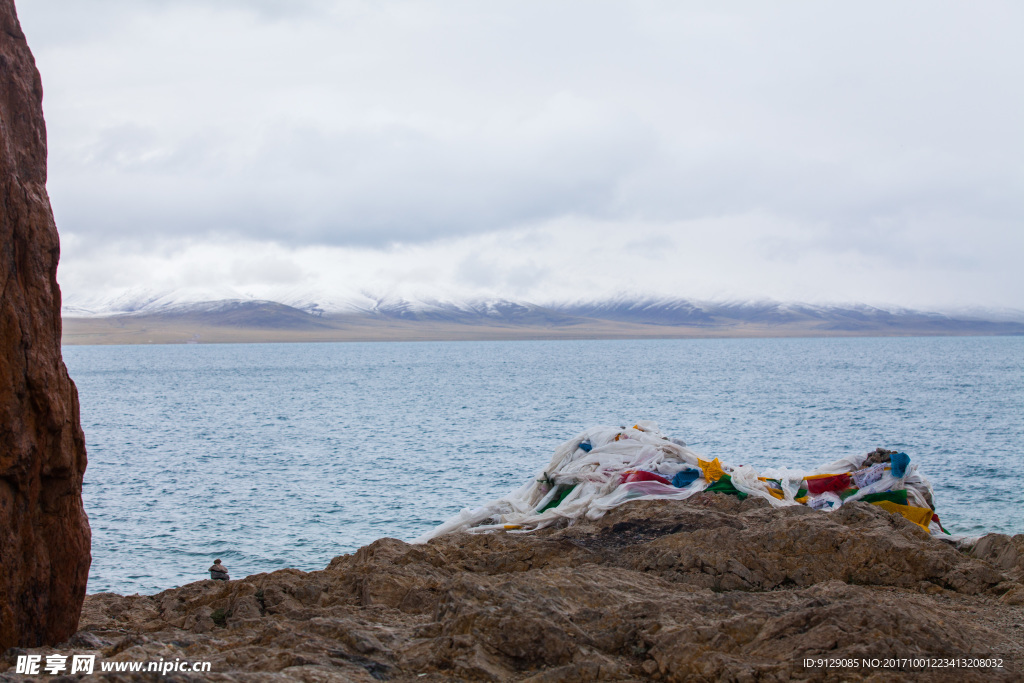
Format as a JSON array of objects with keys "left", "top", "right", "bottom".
[{"left": 17, "top": 0, "right": 1024, "bottom": 310}]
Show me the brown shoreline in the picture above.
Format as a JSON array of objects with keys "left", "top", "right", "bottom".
[{"left": 62, "top": 315, "right": 1024, "bottom": 346}]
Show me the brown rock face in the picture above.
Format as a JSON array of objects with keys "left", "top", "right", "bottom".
[
  {"left": 0, "top": 0, "right": 91, "bottom": 649},
  {"left": 4, "top": 497, "right": 1021, "bottom": 681}
]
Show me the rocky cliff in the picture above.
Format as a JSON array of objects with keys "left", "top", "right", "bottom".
[
  {"left": 0, "top": 0, "right": 91, "bottom": 649},
  {"left": 3, "top": 496, "right": 1021, "bottom": 681}
]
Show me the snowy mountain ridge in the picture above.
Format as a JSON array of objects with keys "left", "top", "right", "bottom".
[{"left": 60, "top": 287, "right": 1024, "bottom": 326}]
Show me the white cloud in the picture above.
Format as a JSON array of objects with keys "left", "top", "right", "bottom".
[
  {"left": 58, "top": 209, "right": 1024, "bottom": 311},
  {"left": 19, "top": 0, "right": 1024, "bottom": 308}
]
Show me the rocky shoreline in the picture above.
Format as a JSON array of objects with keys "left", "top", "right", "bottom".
[
  {"left": 1, "top": 0, "right": 1020, "bottom": 680},
  {"left": 3, "top": 495, "right": 1022, "bottom": 681}
]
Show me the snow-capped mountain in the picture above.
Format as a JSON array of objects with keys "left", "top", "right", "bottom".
[
  {"left": 550, "top": 296, "right": 1006, "bottom": 330},
  {"left": 60, "top": 287, "right": 1024, "bottom": 335}
]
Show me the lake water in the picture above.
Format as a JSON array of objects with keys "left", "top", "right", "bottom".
[{"left": 62, "top": 337, "right": 1023, "bottom": 595}]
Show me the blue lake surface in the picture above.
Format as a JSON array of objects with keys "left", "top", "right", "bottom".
[{"left": 62, "top": 337, "right": 1023, "bottom": 595}]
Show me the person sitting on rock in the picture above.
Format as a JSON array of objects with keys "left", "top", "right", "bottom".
[{"left": 209, "top": 559, "right": 229, "bottom": 581}]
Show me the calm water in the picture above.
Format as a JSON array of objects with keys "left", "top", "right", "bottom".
[{"left": 62, "top": 337, "right": 1023, "bottom": 595}]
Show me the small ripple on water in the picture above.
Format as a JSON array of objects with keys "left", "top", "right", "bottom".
[{"left": 63, "top": 336, "right": 1024, "bottom": 595}]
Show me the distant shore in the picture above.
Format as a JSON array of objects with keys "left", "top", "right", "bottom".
[{"left": 62, "top": 315, "right": 1024, "bottom": 345}]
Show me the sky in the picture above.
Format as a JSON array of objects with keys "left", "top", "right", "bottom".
[{"left": 17, "top": 0, "right": 1024, "bottom": 311}]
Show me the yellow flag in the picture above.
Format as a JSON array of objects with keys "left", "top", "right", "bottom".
[
  {"left": 698, "top": 458, "right": 725, "bottom": 483},
  {"left": 871, "top": 500, "right": 932, "bottom": 532}
]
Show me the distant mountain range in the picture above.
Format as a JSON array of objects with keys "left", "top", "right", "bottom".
[{"left": 60, "top": 291, "right": 1024, "bottom": 344}]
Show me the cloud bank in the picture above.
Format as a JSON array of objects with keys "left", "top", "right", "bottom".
[{"left": 18, "top": 0, "right": 1024, "bottom": 308}]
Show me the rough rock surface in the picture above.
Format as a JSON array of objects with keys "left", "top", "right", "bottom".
[
  {"left": 0, "top": 0, "right": 91, "bottom": 649},
  {"left": 3, "top": 497, "right": 1021, "bottom": 681}
]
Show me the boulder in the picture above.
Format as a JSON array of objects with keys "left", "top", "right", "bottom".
[{"left": 0, "top": 0, "right": 91, "bottom": 649}]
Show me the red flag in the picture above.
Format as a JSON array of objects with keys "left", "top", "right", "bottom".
[
  {"left": 804, "top": 473, "right": 852, "bottom": 496},
  {"left": 620, "top": 470, "right": 671, "bottom": 486}
]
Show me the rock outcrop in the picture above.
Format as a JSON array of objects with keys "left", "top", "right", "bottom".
[
  {"left": 0, "top": 0, "right": 91, "bottom": 649},
  {"left": 4, "top": 497, "right": 1021, "bottom": 681}
]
